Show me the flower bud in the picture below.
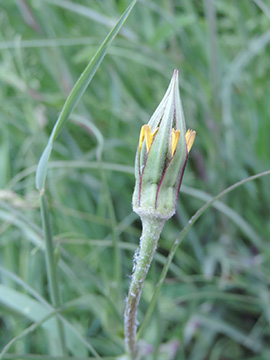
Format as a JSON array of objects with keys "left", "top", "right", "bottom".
[{"left": 132, "top": 70, "right": 195, "bottom": 221}]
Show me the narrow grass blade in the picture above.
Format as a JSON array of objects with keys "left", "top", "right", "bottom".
[
  {"left": 0, "top": 285, "right": 99, "bottom": 358},
  {"left": 181, "top": 185, "right": 263, "bottom": 248},
  {"left": 35, "top": 0, "right": 137, "bottom": 191}
]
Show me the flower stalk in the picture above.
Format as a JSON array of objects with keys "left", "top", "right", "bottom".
[
  {"left": 124, "top": 70, "right": 195, "bottom": 359},
  {"left": 124, "top": 216, "right": 165, "bottom": 359}
]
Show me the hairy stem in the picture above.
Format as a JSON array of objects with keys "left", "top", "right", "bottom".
[{"left": 124, "top": 216, "right": 165, "bottom": 359}]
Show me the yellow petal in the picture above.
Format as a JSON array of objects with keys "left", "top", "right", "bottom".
[
  {"left": 171, "top": 129, "right": 180, "bottom": 156},
  {"left": 139, "top": 125, "right": 159, "bottom": 153},
  {"left": 144, "top": 125, "right": 153, "bottom": 152},
  {"left": 152, "top": 127, "right": 159, "bottom": 139},
  {"left": 139, "top": 125, "right": 147, "bottom": 152},
  {"left": 185, "top": 129, "right": 196, "bottom": 153}
]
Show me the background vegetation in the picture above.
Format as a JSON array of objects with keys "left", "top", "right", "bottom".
[{"left": 0, "top": 0, "right": 270, "bottom": 359}]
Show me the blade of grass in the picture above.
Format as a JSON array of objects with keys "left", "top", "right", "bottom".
[
  {"left": 0, "top": 204, "right": 124, "bottom": 320},
  {"left": 0, "top": 284, "right": 100, "bottom": 358},
  {"left": 0, "top": 268, "right": 102, "bottom": 358},
  {"left": 0, "top": 300, "right": 66, "bottom": 359},
  {"left": 181, "top": 185, "right": 263, "bottom": 249},
  {"left": 253, "top": 0, "right": 270, "bottom": 19},
  {"left": 35, "top": 0, "right": 137, "bottom": 191},
  {"left": 39, "top": 191, "right": 66, "bottom": 355}
]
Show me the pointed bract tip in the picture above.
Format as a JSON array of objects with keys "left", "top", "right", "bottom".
[{"left": 171, "top": 69, "right": 179, "bottom": 89}]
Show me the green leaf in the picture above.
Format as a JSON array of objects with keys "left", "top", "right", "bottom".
[
  {"left": 0, "top": 284, "right": 88, "bottom": 356},
  {"left": 35, "top": 0, "right": 137, "bottom": 191}
]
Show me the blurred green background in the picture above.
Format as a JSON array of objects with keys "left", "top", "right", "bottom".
[{"left": 0, "top": 0, "right": 270, "bottom": 359}]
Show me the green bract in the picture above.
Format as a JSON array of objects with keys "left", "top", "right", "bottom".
[{"left": 132, "top": 70, "right": 195, "bottom": 221}]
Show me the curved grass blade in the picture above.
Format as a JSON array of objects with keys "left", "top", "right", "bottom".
[
  {"left": 35, "top": 0, "right": 137, "bottom": 191},
  {"left": 181, "top": 185, "right": 263, "bottom": 249},
  {"left": 0, "top": 284, "right": 100, "bottom": 358}
]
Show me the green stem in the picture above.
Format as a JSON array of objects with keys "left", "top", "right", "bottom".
[
  {"left": 40, "top": 190, "right": 66, "bottom": 355},
  {"left": 124, "top": 216, "right": 165, "bottom": 359}
]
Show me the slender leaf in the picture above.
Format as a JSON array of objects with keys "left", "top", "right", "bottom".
[{"left": 35, "top": 0, "right": 137, "bottom": 191}]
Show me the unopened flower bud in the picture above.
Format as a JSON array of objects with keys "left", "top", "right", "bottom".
[{"left": 132, "top": 70, "right": 195, "bottom": 221}]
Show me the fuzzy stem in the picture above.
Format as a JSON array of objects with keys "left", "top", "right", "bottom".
[{"left": 124, "top": 216, "right": 165, "bottom": 359}]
